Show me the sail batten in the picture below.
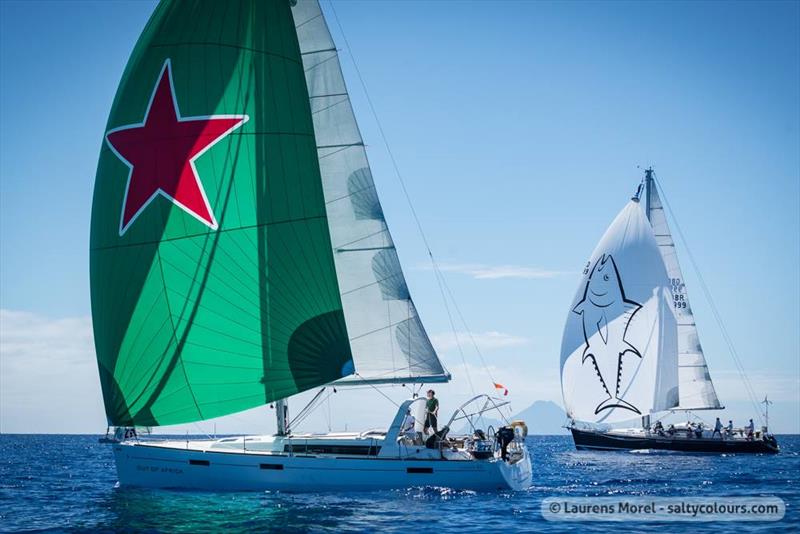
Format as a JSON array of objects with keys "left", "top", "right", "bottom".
[
  {"left": 291, "top": 0, "right": 449, "bottom": 385},
  {"left": 646, "top": 177, "right": 722, "bottom": 410}
]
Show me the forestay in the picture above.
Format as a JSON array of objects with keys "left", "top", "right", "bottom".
[
  {"left": 646, "top": 179, "right": 722, "bottom": 410},
  {"left": 292, "top": 0, "right": 449, "bottom": 385},
  {"left": 560, "top": 201, "right": 679, "bottom": 424}
]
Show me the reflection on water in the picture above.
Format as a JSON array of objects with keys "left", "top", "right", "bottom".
[{"left": 0, "top": 435, "right": 797, "bottom": 532}]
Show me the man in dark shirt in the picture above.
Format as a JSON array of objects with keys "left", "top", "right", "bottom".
[
  {"left": 712, "top": 417, "right": 723, "bottom": 438},
  {"left": 424, "top": 389, "right": 439, "bottom": 434}
]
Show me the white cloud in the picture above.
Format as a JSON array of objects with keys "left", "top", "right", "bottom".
[
  {"left": 0, "top": 309, "right": 106, "bottom": 433},
  {"left": 0, "top": 309, "right": 94, "bottom": 364},
  {"left": 424, "top": 262, "right": 568, "bottom": 280},
  {"left": 430, "top": 330, "right": 530, "bottom": 353}
]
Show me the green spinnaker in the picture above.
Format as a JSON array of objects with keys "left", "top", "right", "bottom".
[{"left": 90, "top": 0, "right": 353, "bottom": 427}]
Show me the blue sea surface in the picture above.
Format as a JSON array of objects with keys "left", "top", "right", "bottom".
[{"left": 0, "top": 434, "right": 797, "bottom": 532}]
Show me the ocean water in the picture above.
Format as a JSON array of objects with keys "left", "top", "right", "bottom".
[{"left": 0, "top": 434, "right": 797, "bottom": 532}]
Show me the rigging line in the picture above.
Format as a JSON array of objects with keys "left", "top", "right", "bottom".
[
  {"left": 191, "top": 421, "right": 215, "bottom": 441},
  {"left": 352, "top": 373, "right": 401, "bottom": 408},
  {"left": 327, "top": 2, "right": 483, "bottom": 393},
  {"left": 437, "top": 264, "right": 497, "bottom": 385},
  {"left": 327, "top": 1, "right": 434, "bottom": 257},
  {"left": 432, "top": 261, "right": 476, "bottom": 396},
  {"left": 288, "top": 387, "right": 329, "bottom": 430},
  {"left": 654, "top": 175, "right": 764, "bottom": 424},
  {"left": 326, "top": 388, "right": 332, "bottom": 432}
]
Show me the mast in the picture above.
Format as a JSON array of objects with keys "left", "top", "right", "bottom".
[
  {"left": 644, "top": 167, "right": 654, "bottom": 222},
  {"left": 762, "top": 396, "right": 772, "bottom": 432},
  {"left": 275, "top": 399, "right": 289, "bottom": 436}
]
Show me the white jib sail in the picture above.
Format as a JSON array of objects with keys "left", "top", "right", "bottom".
[
  {"left": 292, "top": 0, "right": 449, "bottom": 385},
  {"left": 646, "top": 180, "right": 722, "bottom": 410},
  {"left": 560, "top": 200, "right": 679, "bottom": 424}
]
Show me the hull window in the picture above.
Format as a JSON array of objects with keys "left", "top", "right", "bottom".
[
  {"left": 406, "top": 467, "right": 433, "bottom": 474},
  {"left": 260, "top": 463, "right": 284, "bottom": 470},
  {"left": 284, "top": 444, "right": 381, "bottom": 456}
]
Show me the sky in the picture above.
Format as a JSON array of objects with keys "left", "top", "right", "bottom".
[{"left": 1, "top": 0, "right": 798, "bottom": 435}]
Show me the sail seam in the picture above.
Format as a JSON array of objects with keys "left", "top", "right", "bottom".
[
  {"left": 294, "top": 12, "right": 323, "bottom": 30},
  {"left": 309, "top": 92, "right": 348, "bottom": 99},
  {"left": 339, "top": 271, "right": 400, "bottom": 297},
  {"left": 148, "top": 42, "right": 303, "bottom": 65},
  {"left": 91, "top": 214, "right": 329, "bottom": 251},
  {"left": 98, "top": 132, "right": 316, "bottom": 158},
  {"left": 332, "top": 228, "right": 390, "bottom": 250},
  {"left": 301, "top": 47, "right": 337, "bottom": 55},
  {"left": 336, "top": 246, "right": 394, "bottom": 253},
  {"left": 348, "top": 316, "right": 417, "bottom": 342},
  {"left": 317, "top": 142, "right": 364, "bottom": 149},
  {"left": 324, "top": 183, "right": 378, "bottom": 205}
]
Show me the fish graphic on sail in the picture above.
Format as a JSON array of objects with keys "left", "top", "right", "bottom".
[
  {"left": 572, "top": 254, "right": 643, "bottom": 415},
  {"left": 560, "top": 200, "right": 679, "bottom": 424}
]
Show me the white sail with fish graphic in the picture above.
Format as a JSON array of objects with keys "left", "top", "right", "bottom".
[{"left": 560, "top": 200, "right": 679, "bottom": 424}]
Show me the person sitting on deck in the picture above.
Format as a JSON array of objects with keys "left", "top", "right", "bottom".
[
  {"left": 653, "top": 421, "right": 664, "bottom": 436},
  {"left": 712, "top": 417, "right": 723, "bottom": 438},
  {"left": 423, "top": 389, "right": 440, "bottom": 435},
  {"left": 399, "top": 409, "right": 421, "bottom": 445},
  {"left": 401, "top": 410, "right": 415, "bottom": 434},
  {"left": 694, "top": 423, "right": 704, "bottom": 439},
  {"left": 746, "top": 419, "right": 755, "bottom": 440},
  {"left": 667, "top": 424, "right": 675, "bottom": 436}
]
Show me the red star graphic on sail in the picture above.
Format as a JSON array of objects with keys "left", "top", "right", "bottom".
[{"left": 106, "top": 59, "right": 248, "bottom": 235}]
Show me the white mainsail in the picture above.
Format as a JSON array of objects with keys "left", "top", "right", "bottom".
[
  {"left": 560, "top": 200, "right": 679, "bottom": 424},
  {"left": 292, "top": 0, "right": 449, "bottom": 385},
  {"left": 645, "top": 176, "right": 722, "bottom": 410}
]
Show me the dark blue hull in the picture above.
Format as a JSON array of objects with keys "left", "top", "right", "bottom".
[{"left": 571, "top": 428, "right": 779, "bottom": 454}]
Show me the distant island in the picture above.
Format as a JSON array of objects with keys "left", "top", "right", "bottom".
[
  {"left": 512, "top": 400, "right": 569, "bottom": 435},
  {"left": 457, "top": 400, "right": 569, "bottom": 435}
]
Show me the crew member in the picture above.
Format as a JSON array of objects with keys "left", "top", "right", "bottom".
[
  {"left": 424, "top": 389, "right": 439, "bottom": 434},
  {"left": 653, "top": 421, "right": 664, "bottom": 436},
  {"left": 712, "top": 417, "right": 723, "bottom": 438},
  {"left": 401, "top": 410, "right": 415, "bottom": 434}
]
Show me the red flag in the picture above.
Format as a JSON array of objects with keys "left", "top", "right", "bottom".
[{"left": 494, "top": 383, "right": 509, "bottom": 396}]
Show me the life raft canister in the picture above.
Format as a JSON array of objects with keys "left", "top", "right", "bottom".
[{"left": 510, "top": 420, "right": 528, "bottom": 438}]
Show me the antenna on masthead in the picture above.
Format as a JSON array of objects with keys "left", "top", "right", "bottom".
[{"left": 632, "top": 166, "right": 654, "bottom": 203}]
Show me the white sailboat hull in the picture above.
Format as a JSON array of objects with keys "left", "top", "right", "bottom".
[{"left": 112, "top": 440, "right": 532, "bottom": 492}]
